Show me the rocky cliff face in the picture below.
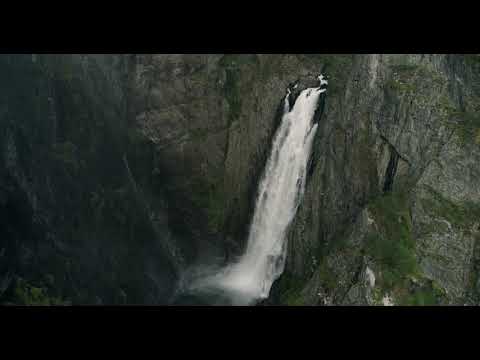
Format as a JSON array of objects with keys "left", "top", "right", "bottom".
[
  {"left": 273, "top": 54, "right": 480, "bottom": 306},
  {"left": 1, "top": 54, "right": 479, "bottom": 305}
]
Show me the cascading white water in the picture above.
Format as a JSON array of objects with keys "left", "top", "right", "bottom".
[{"left": 188, "top": 75, "right": 328, "bottom": 305}]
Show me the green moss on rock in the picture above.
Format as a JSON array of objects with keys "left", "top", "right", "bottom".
[
  {"left": 219, "top": 55, "right": 259, "bottom": 124},
  {"left": 276, "top": 273, "right": 308, "bottom": 306},
  {"left": 321, "top": 55, "right": 354, "bottom": 95},
  {"left": 366, "top": 191, "right": 418, "bottom": 291},
  {"left": 464, "top": 55, "right": 480, "bottom": 69},
  {"left": 420, "top": 185, "right": 480, "bottom": 228},
  {"left": 390, "top": 64, "right": 420, "bottom": 74},
  {"left": 449, "top": 112, "right": 480, "bottom": 145},
  {"left": 316, "top": 262, "right": 337, "bottom": 291},
  {"left": 399, "top": 280, "right": 446, "bottom": 305},
  {"left": 386, "top": 63, "right": 447, "bottom": 100},
  {"left": 8, "top": 278, "right": 70, "bottom": 306}
]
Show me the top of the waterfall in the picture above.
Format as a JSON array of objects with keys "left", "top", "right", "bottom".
[{"left": 318, "top": 74, "right": 328, "bottom": 86}]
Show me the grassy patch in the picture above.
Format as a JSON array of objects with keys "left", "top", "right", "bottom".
[
  {"left": 438, "top": 95, "right": 458, "bottom": 118},
  {"left": 390, "top": 64, "right": 419, "bottom": 74},
  {"left": 276, "top": 273, "right": 308, "bottom": 306},
  {"left": 386, "top": 78, "right": 416, "bottom": 94},
  {"left": 421, "top": 185, "right": 480, "bottom": 228},
  {"left": 316, "top": 261, "right": 337, "bottom": 292},
  {"left": 464, "top": 55, "right": 480, "bottom": 69},
  {"left": 399, "top": 280, "right": 445, "bottom": 305},
  {"left": 387, "top": 62, "right": 419, "bottom": 94},
  {"left": 8, "top": 278, "right": 70, "bottom": 306},
  {"left": 320, "top": 55, "right": 354, "bottom": 95},
  {"left": 449, "top": 112, "right": 480, "bottom": 145},
  {"left": 218, "top": 54, "right": 259, "bottom": 69},
  {"left": 218, "top": 55, "right": 259, "bottom": 124},
  {"left": 366, "top": 190, "right": 418, "bottom": 291},
  {"left": 387, "top": 64, "right": 445, "bottom": 97},
  {"left": 273, "top": 55, "right": 353, "bottom": 96}
]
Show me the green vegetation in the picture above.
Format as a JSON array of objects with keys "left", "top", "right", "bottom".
[
  {"left": 390, "top": 64, "right": 419, "bottom": 73},
  {"left": 316, "top": 262, "right": 337, "bottom": 292},
  {"left": 364, "top": 185, "right": 479, "bottom": 305},
  {"left": 449, "top": 112, "right": 480, "bottom": 145},
  {"left": 421, "top": 185, "right": 480, "bottom": 228},
  {"left": 277, "top": 273, "right": 307, "bottom": 306},
  {"left": 463, "top": 55, "right": 480, "bottom": 98},
  {"left": 387, "top": 63, "right": 446, "bottom": 97},
  {"left": 387, "top": 62, "right": 419, "bottom": 95},
  {"left": 386, "top": 78, "right": 416, "bottom": 94},
  {"left": 399, "top": 281, "right": 445, "bottom": 306},
  {"left": 218, "top": 55, "right": 259, "bottom": 124},
  {"left": 366, "top": 190, "right": 418, "bottom": 290},
  {"left": 320, "top": 55, "right": 354, "bottom": 95},
  {"left": 410, "top": 64, "right": 445, "bottom": 85},
  {"left": 9, "top": 278, "right": 70, "bottom": 306},
  {"left": 277, "top": 261, "right": 337, "bottom": 306},
  {"left": 464, "top": 54, "right": 480, "bottom": 69},
  {"left": 437, "top": 95, "right": 458, "bottom": 118},
  {"left": 218, "top": 54, "right": 259, "bottom": 69}
]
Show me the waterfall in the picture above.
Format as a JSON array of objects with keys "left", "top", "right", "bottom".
[{"left": 186, "top": 75, "right": 327, "bottom": 305}]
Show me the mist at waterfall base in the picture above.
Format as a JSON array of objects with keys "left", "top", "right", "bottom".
[{"left": 175, "top": 78, "right": 327, "bottom": 306}]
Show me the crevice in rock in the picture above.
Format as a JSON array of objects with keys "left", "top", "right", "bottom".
[
  {"left": 378, "top": 133, "right": 411, "bottom": 163},
  {"left": 383, "top": 144, "right": 399, "bottom": 193}
]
